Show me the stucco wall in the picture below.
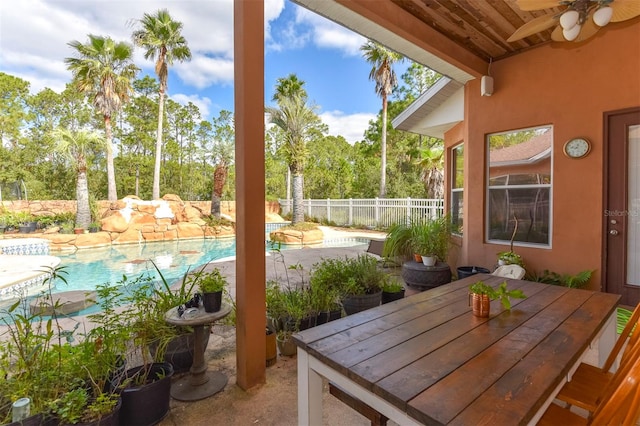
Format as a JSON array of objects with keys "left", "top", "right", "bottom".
[{"left": 445, "top": 22, "right": 640, "bottom": 289}]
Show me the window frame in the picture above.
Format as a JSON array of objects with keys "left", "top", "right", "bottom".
[
  {"left": 450, "top": 143, "right": 464, "bottom": 236},
  {"left": 485, "top": 125, "right": 554, "bottom": 249}
]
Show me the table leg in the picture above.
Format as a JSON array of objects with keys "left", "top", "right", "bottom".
[
  {"left": 170, "top": 325, "right": 228, "bottom": 401},
  {"left": 297, "top": 348, "right": 323, "bottom": 425}
]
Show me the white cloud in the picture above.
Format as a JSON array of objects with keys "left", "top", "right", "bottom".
[
  {"left": 1, "top": 0, "right": 286, "bottom": 95},
  {"left": 174, "top": 56, "right": 235, "bottom": 89},
  {"left": 170, "top": 93, "right": 212, "bottom": 120},
  {"left": 319, "top": 111, "right": 375, "bottom": 144}
]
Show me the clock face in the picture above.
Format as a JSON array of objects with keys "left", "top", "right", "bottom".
[{"left": 563, "top": 138, "right": 591, "bottom": 158}]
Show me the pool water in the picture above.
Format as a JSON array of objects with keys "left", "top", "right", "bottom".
[
  {"left": 52, "top": 237, "right": 369, "bottom": 294},
  {"left": 53, "top": 238, "right": 237, "bottom": 294}
]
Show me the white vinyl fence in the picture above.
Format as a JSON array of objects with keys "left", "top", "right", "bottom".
[{"left": 278, "top": 198, "right": 445, "bottom": 229}]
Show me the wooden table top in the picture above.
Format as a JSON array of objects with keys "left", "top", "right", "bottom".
[{"left": 293, "top": 274, "right": 620, "bottom": 425}]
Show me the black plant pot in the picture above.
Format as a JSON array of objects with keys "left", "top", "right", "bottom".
[
  {"left": 202, "top": 291, "right": 222, "bottom": 313},
  {"left": 382, "top": 289, "right": 406, "bottom": 304},
  {"left": 316, "top": 309, "right": 342, "bottom": 325},
  {"left": 60, "top": 398, "right": 122, "bottom": 426},
  {"left": 113, "top": 362, "right": 174, "bottom": 426},
  {"left": 18, "top": 225, "right": 31, "bottom": 234},
  {"left": 342, "top": 291, "right": 382, "bottom": 315},
  {"left": 5, "top": 413, "right": 58, "bottom": 426}
]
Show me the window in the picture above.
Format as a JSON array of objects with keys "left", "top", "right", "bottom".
[
  {"left": 487, "top": 126, "right": 552, "bottom": 246},
  {"left": 451, "top": 144, "right": 464, "bottom": 235}
]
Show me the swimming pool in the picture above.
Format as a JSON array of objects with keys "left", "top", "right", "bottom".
[{"left": 52, "top": 237, "right": 370, "bottom": 294}]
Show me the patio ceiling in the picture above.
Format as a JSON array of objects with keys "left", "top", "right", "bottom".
[{"left": 293, "top": 0, "right": 566, "bottom": 82}]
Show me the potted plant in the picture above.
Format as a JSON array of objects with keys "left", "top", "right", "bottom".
[
  {"left": 197, "top": 267, "right": 227, "bottom": 313},
  {"left": 310, "top": 255, "right": 386, "bottom": 316},
  {"left": 389, "top": 215, "right": 453, "bottom": 291},
  {"left": 381, "top": 278, "right": 405, "bottom": 304},
  {"left": 497, "top": 251, "right": 524, "bottom": 267},
  {"left": 468, "top": 280, "right": 526, "bottom": 318},
  {"left": 88, "top": 221, "right": 101, "bottom": 233}
]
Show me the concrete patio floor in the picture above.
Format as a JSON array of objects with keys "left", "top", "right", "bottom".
[{"left": 159, "top": 226, "right": 405, "bottom": 426}]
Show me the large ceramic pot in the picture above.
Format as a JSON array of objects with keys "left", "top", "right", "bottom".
[
  {"left": 114, "top": 362, "right": 174, "bottom": 426},
  {"left": 342, "top": 291, "right": 382, "bottom": 316},
  {"left": 276, "top": 333, "right": 297, "bottom": 357}
]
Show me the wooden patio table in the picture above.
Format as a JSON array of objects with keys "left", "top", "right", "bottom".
[{"left": 293, "top": 274, "right": 620, "bottom": 425}]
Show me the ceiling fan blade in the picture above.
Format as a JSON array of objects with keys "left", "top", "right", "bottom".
[
  {"left": 507, "top": 14, "right": 559, "bottom": 42},
  {"left": 610, "top": 0, "right": 640, "bottom": 22},
  {"left": 551, "top": 25, "right": 565, "bottom": 41},
  {"left": 516, "top": 0, "right": 562, "bottom": 11},
  {"left": 574, "top": 18, "right": 600, "bottom": 42}
]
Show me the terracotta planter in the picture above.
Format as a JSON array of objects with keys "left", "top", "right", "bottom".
[
  {"left": 413, "top": 253, "right": 423, "bottom": 262},
  {"left": 470, "top": 293, "right": 491, "bottom": 318}
]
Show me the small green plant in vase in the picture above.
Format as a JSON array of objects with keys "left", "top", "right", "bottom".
[
  {"left": 197, "top": 267, "right": 228, "bottom": 313},
  {"left": 468, "top": 280, "right": 526, "bottom": 317}
]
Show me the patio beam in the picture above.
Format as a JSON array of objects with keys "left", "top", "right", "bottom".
[{"left": 234, "top": 0, "right": 266, "bottom": 390}]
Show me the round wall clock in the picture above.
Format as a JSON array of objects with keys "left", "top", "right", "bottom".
[{"left": 563, "top": 137, "right": 591, "bottom": 158}]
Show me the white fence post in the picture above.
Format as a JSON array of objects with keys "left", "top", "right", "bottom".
[
  {"left": 406, "top": 198, "right": 411, "bottom": 223},
  {"left": 326, "top": 198, "right": 331, "bottom": 223},
  {"left": 374, "top": 198, "right": 380, "bottom": 226},
  {"left": 348, "top": 198, "right": 353, "bottom": 226}
]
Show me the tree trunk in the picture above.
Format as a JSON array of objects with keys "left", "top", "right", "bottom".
[
  {"left": 210, "top": 164, "right": 227, "bottom": 218},
  {"left": 292, "top": 173, "right": 304, "bottom": 224},
  {"left": 379, "top": 95, "right": 388, "bottom": 198},
  {"left": 104, "top": 115, "right": 118, "bottom": 201},
  {"left": 76, "top": 167, "right": 91, "bottom": 228},
  {"left": 152, "top": 88, "right": 166, "bottom": 200},
  {"left": 285, "top": 167, "right": 291, "bottom": 215}
]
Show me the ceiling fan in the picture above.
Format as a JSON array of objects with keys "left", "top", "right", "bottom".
[{"left": 508, "top": 0, "right": 640, "bottom": 43}]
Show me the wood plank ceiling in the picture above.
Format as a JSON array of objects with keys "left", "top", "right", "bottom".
[{"left": 391, "top": 0, "right": 564, "bottom": 61}]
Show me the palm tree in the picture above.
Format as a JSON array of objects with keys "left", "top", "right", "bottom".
[
  {"left": 49, "top": 128, "right": 104, "bottom": 228},
  {"left": 417, "top": 146, "right": 445, "bottom": 199},
  {"left": 132, "top": 9, "right": 192, "bottom": 200},
  {"left": 266, "top": 85, "right": 319, "bottom": 224},
  {"left": 361, "top": 40, "right": 403, "bottom": 198},
  {"left": 65, "top": 35, "right": 138, "bottom": 201},
  {"left": 272, "top": 74, "right": 307, "bottom": 103}
]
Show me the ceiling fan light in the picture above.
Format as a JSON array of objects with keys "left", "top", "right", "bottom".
[
  {"left": 563, "top": 24, "right": 582, "bottom": 41},
  {"left": 593, "top": 6, "right": 613, "bottom": 27},
  {"left": 560, "top": 10, "right": 580, "bottom": 30}
]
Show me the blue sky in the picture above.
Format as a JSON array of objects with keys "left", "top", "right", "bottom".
[{"left": 0, "top": 0, "right": 410, "bottom": 143}]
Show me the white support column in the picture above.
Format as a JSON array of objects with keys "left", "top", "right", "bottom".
[{"left": 297, "top": 348, "right": 323, "bottom": 425}]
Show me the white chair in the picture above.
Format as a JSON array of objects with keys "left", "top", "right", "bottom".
[{"left": 492, "top": 264, "right": 525, "bottom": 280}]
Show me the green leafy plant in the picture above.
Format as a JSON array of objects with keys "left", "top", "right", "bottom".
[
  {"left": 527, "top": 269, "right": 593, "bottom": 288},
  {"left": 497, "top": 251, "right": 524, "bottom": 267},
  {"left": 381, "top": 278, "right": 404, "bottom": 293},
  {"left": 469, "top": 280, "right": 526, "bottom": 310},
  {"left": 197, "top": 267, "right": 228, "bottom": 293},
  {"left": 383, "top": 215, "right": 452, "bottom": 261}
]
